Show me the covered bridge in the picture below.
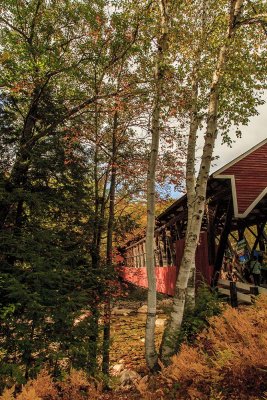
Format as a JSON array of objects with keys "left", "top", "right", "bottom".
[{"left": 120, "top": 138, "right": 267, "bottom": 296}]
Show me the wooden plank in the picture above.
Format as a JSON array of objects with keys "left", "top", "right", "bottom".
[
  {"left": 218, "top": 279, "right": 250, "bottom": 293},
  {"left": 218, "top": 279, "right": 267, "bottom": 295},
  {"left": 236, "top": 281, "right": 253, "bottom": 293},
  {"left": 218, "top": 287, "right": 230, "bottom": 296},
  {"left": 218, "top": 279, "right": 231, "bottom": 288},
  {"left": 237, "top": 292, "right": 253, "bottom": 304}
]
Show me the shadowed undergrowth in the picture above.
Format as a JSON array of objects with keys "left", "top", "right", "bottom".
[{"left": 1, "top": 295, "right": 266, "bottom": 400}]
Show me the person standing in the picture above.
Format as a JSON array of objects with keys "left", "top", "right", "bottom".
[{"left": 250, "top": 255, "right": 261, "bottom": 286}]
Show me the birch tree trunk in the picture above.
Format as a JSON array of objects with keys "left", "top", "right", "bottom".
[
  {"left": 184, "top": 0, "right": 208, "bottom": 309},
  {"left": 145, "top": 0, "right": 169, "bottom": 372},
  {"left": 184, "top": 74, "right": 201, "bottom": 310},
  {"left": 160, "top": 0, "right": 244, "bottom": 364}
]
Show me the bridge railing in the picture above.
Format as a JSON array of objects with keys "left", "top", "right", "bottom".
[{"left": 217, "top": 279, "right": 267, "bottom": 306}]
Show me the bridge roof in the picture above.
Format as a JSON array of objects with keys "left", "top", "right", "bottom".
[
  {"left": 213, "top": 138, "right": 267, "bottom": 218},
  {"left": 157, "top": 138, "right": 267, "bottom": 231}
]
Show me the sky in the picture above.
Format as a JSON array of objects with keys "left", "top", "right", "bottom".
[
  {"left": 211, "top": 100, "right": 267, "bottom": 173},
  {"left": 171, "top": 98, "right": 267, "bottom": 198}
]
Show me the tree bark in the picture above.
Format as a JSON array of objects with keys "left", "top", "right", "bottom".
[
  {"left": 160, "top": 0, "right": 244, "bottom": 363},
  {"left": 145, "top": 0, "right": 169, "bottom": 372},
  {"left": 0, "top": 85, "right": 41, "bottom": 229},
  {"left": 102, "top": 110, "right": 118, "bottom": 375},
  {"left": 184, "top": 0, "right": 208, "bottom": 309},
  {"left": 184, "top": 74, "right": 201, "bottom": 310}
]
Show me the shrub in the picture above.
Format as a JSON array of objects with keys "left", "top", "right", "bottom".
[
  {"left": 138, "top": 295, "right": 267, "bottom": 400},
  {"left": 176, "top": 284, "right": 222, "bottom": 349},
  {"left": 0, "top": 369, "right": 102, "bottom": 400}
]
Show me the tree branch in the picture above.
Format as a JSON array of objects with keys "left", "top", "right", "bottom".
[
  {"left": 29, "top": 0, "right": 42, "bottom": 44},
  {"left": 0, "top": 16, "right": 29, "bottom": 41},
  {"left": 237, "top": 13, "right": 267, "bottom": 26},
  {"left": 247, "top": 0, "right": 267, "bottom": 36}
]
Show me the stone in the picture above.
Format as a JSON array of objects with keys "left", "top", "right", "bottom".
[
  {"left": 137, "top": 304, "right": 148, "bottom": 313},
  {"left": 112, "top": 363, "right": 124, "bottom": 373},
  {"left": 155, "top": 318, "right": 167, "bottom": 327},
  {"left": 120, "top": 369, "right": 141, "bottom": 386},
  {"left": 111, "top": 307, "right": 134, "bottom": 316}
]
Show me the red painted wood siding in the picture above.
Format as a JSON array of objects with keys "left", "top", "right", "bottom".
[
  {"left": 119, "top": 266, "right": 178, "bottom": 296},
  {"left": 119, "top": 232, "right": 213, "bottom": 295},
  {"left": 175, "top": 232, "right": 213, "bottom": 286},
  {"left": 222, "top": 142, "right": 267, "bottom": 214}
]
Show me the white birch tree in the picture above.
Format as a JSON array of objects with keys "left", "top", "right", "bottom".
[
  {"left": 145, "top": 0, "right": 170, "bottom": 371},
  {"left": 160, "top": 0, "right": 267, "bottom": 362}
]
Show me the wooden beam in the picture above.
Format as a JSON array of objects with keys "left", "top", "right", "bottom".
[
  {"left": 218, "top": 288, "right": 252, "bottom": 305},
  {"left": 207, "top": 204, "right": 218, "bottom": 265},
  {"left": 258, "top": 222, "right": 266, "bottom": 252},
  {"left": 229, "top": 232, "right": 238, "bottom": 242},
  {"left": 251, "top": 222, "right": 266, "bottom": 254},
  {"left": 212, "top": 199, "right": 233, "bottom": 287},
  {"left": 246, "top": 225, "right": 257, "bottom": 239}
]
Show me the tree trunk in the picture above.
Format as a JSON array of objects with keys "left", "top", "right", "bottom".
[
  {"left": 102, "top": 110, "right": 118, "bottom": 376},
  {"left": 0, "top": 87, "right": 40, "bottom": 229},
  {"left": 184, "top": 0, "right": 208, "bottom": 309},
  {"left": 184, "top": 74, "right": 201, "bottom": 310},
  {"left": 160, "top": 0, "right": 244, "bottom": 363},
  {"left": 145, "top": 0, "right": 169, "bottom": 372},
  {"left": 87, "top": 90, "right": 102, "bottom": 373}
]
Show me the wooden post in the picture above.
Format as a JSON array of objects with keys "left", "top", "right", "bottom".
[
  {"left": 133, "top": 246, "right": 137, "bottom": 268},
  {"left": 230, "top": 281, "right": 238, "bottom": 308},
  {"left": 250, "top": 286, "right": 259, "bottom": 295},
  {"left": 212, "top": 199, "right": 233, "bottom": 287},
  {"left": 207, "top": 204, "right": 217, "bottom": 266},
  {"left": 139, "top": 243, "right": 143, "bottom": 268},
  {"left": 238, "top": 223, "right": 245, "bottom": 241},
  {"left": 250, "top": 286, "right": 259, "bottom": 303}
]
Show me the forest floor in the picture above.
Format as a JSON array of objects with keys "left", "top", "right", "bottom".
[
  {"left": 110, "top": 299, "right": 169, "bottom": 374},
  {"left": 99, "top": 286, "right": 172, "bottom": 399}
]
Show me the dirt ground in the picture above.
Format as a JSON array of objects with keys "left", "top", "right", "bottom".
[
  {"left": 98, "top": 287, "right": 172, "bottom": 398},
  {"left": 109, "top": 292, "right": 172, "bottom": 375}
]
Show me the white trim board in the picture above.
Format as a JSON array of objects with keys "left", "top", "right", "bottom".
[{"left": 213, "top": 174, "right": 267, "bottom": 218}]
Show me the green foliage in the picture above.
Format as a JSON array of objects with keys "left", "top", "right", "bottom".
[
  {"left": 0, "top": 0, "right": 152, "bottom": 388},
  {"left": 177, "top": 285, "right": 222, "bottom": 348},
  {"left": 0, "top": 0, "right": 266, "bottom": 392}
]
